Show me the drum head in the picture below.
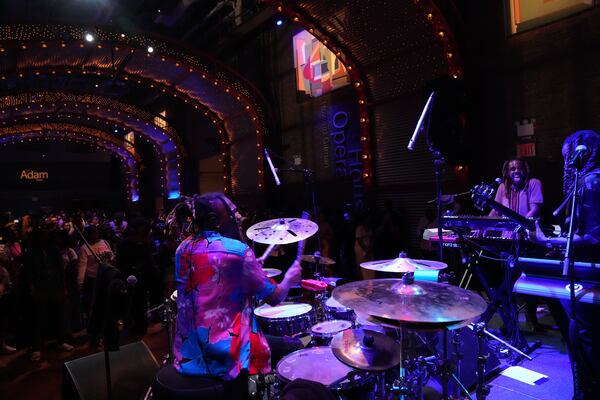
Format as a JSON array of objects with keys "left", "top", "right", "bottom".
[
  {"left": 311, "top": 320, "right": 353, "bottom": 336},
  {"left": 276, "top": 347, "right": 355, "bottom": 387},
  {"left": 325, "top": 296, "right": 351, "bottom": 310},
  {"left": 254, "top": 302, "right": 312, "bottom": 318}
]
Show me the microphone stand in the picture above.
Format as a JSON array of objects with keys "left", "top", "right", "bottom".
[
  {"left": 563, "top": 168, "right": 581, "bottom": 320},
  {"left": 270, "top": 157, "right": 322, "bottom": 253},
  {"left": 72, "top": 224, "right": 119, "bottom": 400},
  {"left": 423, "top": 112, "right": 446, "bottom": 262}
]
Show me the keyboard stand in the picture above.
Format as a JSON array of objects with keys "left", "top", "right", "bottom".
[{"left": 455, "top": 234, "right": 540, "bottom": 362}]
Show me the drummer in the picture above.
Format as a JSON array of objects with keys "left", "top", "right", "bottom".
[{"left": 172, "top": 193, "right": 302, "bottom": 397}]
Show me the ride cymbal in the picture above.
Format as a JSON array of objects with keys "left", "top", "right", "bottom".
[{"left": 332, "top": 279, "right": 486, "bottom": 327}]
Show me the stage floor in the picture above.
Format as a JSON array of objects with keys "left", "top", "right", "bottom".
[{"left": 0, "top": 306, "right": 571, "bottom": 400}]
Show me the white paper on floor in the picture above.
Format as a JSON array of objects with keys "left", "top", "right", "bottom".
[{"left": 500, "top": 366, "right": 549, "bottom": 385}]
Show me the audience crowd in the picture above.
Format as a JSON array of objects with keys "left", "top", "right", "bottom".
[{"left": 0, "top": 201, "right": 407, "bottom": 362}]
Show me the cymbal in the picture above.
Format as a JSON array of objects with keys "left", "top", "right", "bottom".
[
  {"left": 359, "top": 313, "right": 471, "bottom": 332},
  {"left": 331, "top": 328, "right": 400, "bottom": 371},
  {"left": 360, "top": 256, "right": 447, "bottom": 273},
  {"left": 301, "top": 254, "right": 336, "bottom": 265},
  {"left": 332, "top": 279, "right": 486, "bottom": 328},
  {"left": 246, "top": 218, "right": 318, "bottom": 245},
  {"left": 170, "top": 290, "right": 177, "bottom": 301},
  {"left": 262, "top": 268, "right": 282, "bottom": 278}
]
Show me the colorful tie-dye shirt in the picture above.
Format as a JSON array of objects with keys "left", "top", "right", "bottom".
[{"left": 174, "top": 231, "right": 276, "bottom": 380}]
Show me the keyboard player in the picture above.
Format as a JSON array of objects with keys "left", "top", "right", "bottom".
[
  {"left": 489, "top": 157, "right": 543, "bottom": 232},
  {"left": 484, "top": 157, "right": 545, "bottom": 330}
]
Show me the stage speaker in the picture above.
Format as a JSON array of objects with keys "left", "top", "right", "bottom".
[
  {"left": 432, "top": 326, "right": 501, "bottom": 391},
  {"left": 62, "top": 341, "right": 159, "bottom": 400}
]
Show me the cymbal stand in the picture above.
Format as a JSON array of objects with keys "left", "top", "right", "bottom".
[
  {"left": 391, "top": 325, "right": 410, "bottom": 400},
  {"left": 163, "top": 297, "right": 175, "bottom": 365},
  {"left": 473, "top": 323, "right": 491, "bottom": 400},
  {"left": 413, "top": 332, "right": 473, "bottom": 400},
  {"left": 147, "top": 297, "right": 176, "bottom": 364},
  {"left": 305, "top": 252, "right": 328, "bottom": 321},
  {"left": 451, "top": 329, "right": 464, "bottom": 399}
]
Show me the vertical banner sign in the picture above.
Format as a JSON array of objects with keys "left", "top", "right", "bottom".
[{"left": 328, "top": 101, "right": 364, "bottom": 210}]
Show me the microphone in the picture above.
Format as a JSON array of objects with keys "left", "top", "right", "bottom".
[
  {"left": 407, "top": 92, "right": 435, "bottom": 151},
  {"left": 126, "top": 275, "right": 138, "bottom": 288},
  {"left": 567, "top": 144, "right": 589, "bottom": 169},
  {"left": 264, "top": 148, "right": 281, "bottom": 186}
]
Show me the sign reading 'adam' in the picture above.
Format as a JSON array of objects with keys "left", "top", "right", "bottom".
[{"left": 20, "top": 169, "right": 49, "bottom": 182}]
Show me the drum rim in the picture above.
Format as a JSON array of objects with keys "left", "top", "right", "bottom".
[
  {"left": 253, "top": 302, "right": 313, "bottom": 318},
  {"left": 324, "top": 296, "right": 352, "bottom": 310},
  {"left": 275, "top": 346, "right": 370, "bottom": 390},
  {"left": 311, "top": 319, "right": 354, "bottom": 336}
]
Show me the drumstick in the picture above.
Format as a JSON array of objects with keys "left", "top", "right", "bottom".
[{"left": 257, "top": 243, "right": 278, "bottom": 263}]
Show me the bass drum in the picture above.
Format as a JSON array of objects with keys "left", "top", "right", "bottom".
[
  {"left": 254, "top": 302, "right": 315, "bottom": 336},
  {"left": 276, "top": 347, "right": 374, "bottom": 399}
]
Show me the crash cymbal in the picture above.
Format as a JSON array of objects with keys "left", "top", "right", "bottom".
[
  {"left": 332, "top": 279, "right": 486, "bottom": 327},
  {"left": 246, "top": 218, "right": 318, "bottom": 245},
  {"left": 360, "top": 255, "right": 447, "bottom": 273},
  {"left": 262, "top": 268, "right": 282, "bottom": 278},
  {"left": 301, "top": 254, "right": 336, "bottom": 265},
  {"left": 331, "top": 328, "right": 400, "bottom": 371}
]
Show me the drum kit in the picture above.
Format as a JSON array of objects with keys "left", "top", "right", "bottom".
[{"left": 245, "top": 217, "right": 492, "bottom": 400}]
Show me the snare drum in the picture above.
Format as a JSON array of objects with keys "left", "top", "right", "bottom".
[
  {"left": 311, "top": 319, "right": 353, "bottom": 345},
  {"left": 324, "top": 296, "right": 356, "bottom": 322},
  {"left": 254, "top": 302, "right": 315, "bottom": 336},
  {"left": 276, "top": 347, "right": 372, "bottom": 397}
]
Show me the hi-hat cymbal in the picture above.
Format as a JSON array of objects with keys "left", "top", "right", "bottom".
[
  {"left": 246, "top": 218, "right": 318, "bottom": 245},
  {"left": 360, "top": 256, "right": 447, "bottom": 273},
  {"left": 331, "top": 328, "right": 400, "bottom": 371},
  {"left": 301, "top": 254, "right": 336, "bottom": 265},
  {"left": 332, "top": 279, "right": 486, "bottom": 328},
  {"left": 262, "top": 268, "right": 282, "bottom": 278}
]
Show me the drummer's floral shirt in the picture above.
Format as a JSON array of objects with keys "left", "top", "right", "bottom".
[{"left": 174, "top": 231, "right": 276, "bottom": 380}]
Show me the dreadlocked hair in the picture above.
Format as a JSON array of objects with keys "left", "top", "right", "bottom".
[
  {"left": 501, "top": 157, "right": 530, "bottom": 204},
  {"left": 562, "top": 130, "right": 600, "bottom": 195}
]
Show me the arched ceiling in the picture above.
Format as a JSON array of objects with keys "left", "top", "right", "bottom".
[
  {"left": 0, "top": 91, "right": 182, "bottom": 195},
  {"left": 0, "top": 22, "right": 272, "bottom": 199}
]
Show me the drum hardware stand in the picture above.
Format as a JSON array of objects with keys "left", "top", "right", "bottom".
[
  {"left": 473, "top": 323, "right": 491, "bottom": 400},
  {"left": 451, "top": 329, "right": 464, "bottom": 399},
  {"left": 248, "top": 373, "right": 276, "bottom": 400},
  {"left": 467, "top": 323, "right": 531, "bottom": 361},
  {"left": 307, "top": 251, "right": 328, "bottom": 322},
  {"left": 413, "top": 333, "right": 473, "bottom": 400},
  {"left": 146, "top": 297, "right": 176, "bottom": 365},
  {"left": 163, "top": 298, "right": 175, "bottom": 365}
]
